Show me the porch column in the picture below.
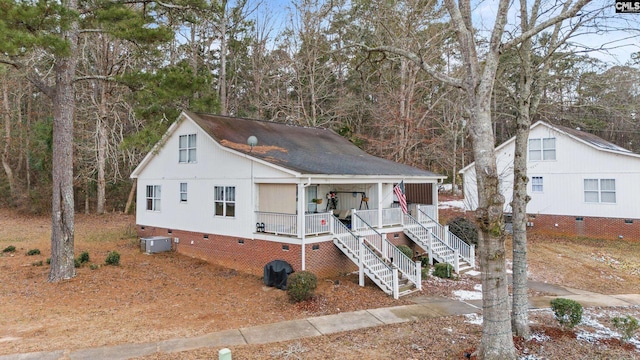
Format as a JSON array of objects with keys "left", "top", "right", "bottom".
[
  {"left": 432, "top": 181, "right": 439, "bottom": 223},
  {"left": 377, "top": 182, "right": 383, "bottom": 229},
  {"left": 298, "top": 182, "right": 306, "bottom": 270}
]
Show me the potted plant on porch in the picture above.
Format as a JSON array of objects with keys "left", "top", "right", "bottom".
[{"left": 312, "top": 198, "right": 323, "bottom": 204}]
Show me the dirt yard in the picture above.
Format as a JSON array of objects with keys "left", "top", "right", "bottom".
[{"left": 1, "top": 208, "right": 640, "bottom": 359}]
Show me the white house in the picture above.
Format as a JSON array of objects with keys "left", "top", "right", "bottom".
[
  {"left": 460, "top": 121, "right": 640, "bottom": 239},
  {"left": 131, "top": 111, "right": 475, "bottom": 298}
]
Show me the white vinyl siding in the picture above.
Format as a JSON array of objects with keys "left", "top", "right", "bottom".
[
  {"left": 146, "top": 185, "right": 161, "bottom": 211},
  {"left": 179, "top": 134, "right": 197, "bottom": 163},
  {"left": 180, "top": 182, "right": 188, "bottom": 203},
  {"left": 584, "top": 179, "right": 616, "bottom": 203},
  {"left": 215, "top": 186, "right": 235, "bottom": 217},
  {"left": 529, "top": 138, "right": 556, "bottom": 161},
  {"left": 531, "top": 176, "right": 543, "bottom": 192}
]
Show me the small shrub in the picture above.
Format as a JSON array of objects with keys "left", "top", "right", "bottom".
[
  {"left": 447, "top": 217, "right": 479, "bottom": 246},
  {"left": 286, "top": 271, "right": 318, "bottom": 303},
  {"left": 612, "top": 315, "right": 639, "bottom": 342},
  {"left": 78, "top": 251, "right": 90, "bottom": 264},
  {"left": 396, "top": 245, "right": 413, "bottom": 259},
  {"left": 32, "top": 260, "right": 43, "bottom": 266},
  {"left": 420, "top": 256, "right": 431, "bottom": 268},
  {"left": 27, "top": 249, "right": 41, "bottom": 256},
  {"left": 433, "top": 262, "right": 454, "bottom": 279},
  {"left": 550, "top": 298, "right": 583, "bottom": 328},
  {"left": 74, "top": 258, "right": 81, "bottom": 268},
  {"left": 46, "top": 258, "right": 51, "bottom": 265},
  {"left": 105, "top": 251, "right": 120, "bottom": 266},
  {"left": 421, "top": 266, "right": 430, "bottom": 279},
  {"left": 89, "top": 263, "right": 99, "bottom": 270},
  {"left": 2, "top": 245, "right": 16, "bottom": 253}
]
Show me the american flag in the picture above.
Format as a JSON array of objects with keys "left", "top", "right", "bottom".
[{"left": 393, "top": 181, "right": 408, "bottom": 214}]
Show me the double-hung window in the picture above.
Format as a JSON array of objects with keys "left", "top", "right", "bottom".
[
  {"left": 180, "top": 183, "right": 188, "bottom": 203},
  {"left": 531, "top": 176, "right": 543, "bottom": 192},
  {"left": 146, "top": 185, "right": 161, "bottom": 211},
  {"left": 179, "top": 134, "right": 197, "bottom": 163},
  {"left": 214, "top": 186, "right": 235, "bottom": 217},
  {"left": 528, "top": 138, "right": 556, "bottom": 161},
  {"left": 584, "top": 179, "right": 616, "bottom": 203}
]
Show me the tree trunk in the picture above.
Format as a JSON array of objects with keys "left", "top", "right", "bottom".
[
  {"left": 472, "top": 109, "right": 516, "bottom": 360},
  {"left": 1, "top": 76, "right": 17, "bottom": 203},
  {"left": 511, "top": 5, "right": 534, "bottom": 336},
  {"left": 219, "top": 2, "right": 228, "bottom": 115},
  {"left": 96, "top": 87, "right": 108, "bottom": 215},
  {"left": 49, "top": 0, "right": 78, "bottom": 282},
  {"left": 125, "top": 178, "right": 137, "bottom": 214}
]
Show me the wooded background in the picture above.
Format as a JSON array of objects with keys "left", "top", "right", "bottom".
[{"left": 1, "top": 0, "right": 638, "bottom": 215}]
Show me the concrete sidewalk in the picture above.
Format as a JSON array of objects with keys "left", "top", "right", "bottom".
[{"left": 2, "top": 282, "right": 640, "bottom": 360}]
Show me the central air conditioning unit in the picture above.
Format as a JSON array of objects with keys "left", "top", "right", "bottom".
[{"left": 140, "top": 236, "right": 172, "bottom": 254}]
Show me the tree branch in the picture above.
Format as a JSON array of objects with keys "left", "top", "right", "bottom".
[
  {"left": 359, "top": 44, "right": 464, "bottom": 89},
  {"left": 502, "top": 0, "right": 595, "bottom": 52}
]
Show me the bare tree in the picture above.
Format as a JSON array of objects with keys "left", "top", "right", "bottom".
[{"left": 363, "top": 0, "right": 592, "bottom": 357}]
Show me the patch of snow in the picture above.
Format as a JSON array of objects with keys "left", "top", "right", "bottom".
[
  {"left": 438, "top": 200, "right": 466, "bottom": 210},
  {"left": 473, "top": 284, "right": 482, "bottom": 291},
  {"left": 464, "top": 313, "right": 483, "bottom": 325},
  {"left": 465, "top": 270, "right": 481, "bottom": 277},
  {"left": 453, "top": 288, "right": 482, "bottom": 301},
  {"left": 529, "top": 332, "right": 550, "bottom": 342}
]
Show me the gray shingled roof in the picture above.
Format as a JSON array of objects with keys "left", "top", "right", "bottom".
[
  {"left": 186, "top": 111, "right": 441, "bottom": 177},
  {"left": 554, "top": 124, "right": 634, "bottom": 154}
]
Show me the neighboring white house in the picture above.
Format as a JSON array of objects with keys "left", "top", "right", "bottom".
[
  {"left": 460, "top": 121, "right": 640, "bottom": 239},
  {"left": 130, "top": 111, "right": 475, "bottom": 297}
]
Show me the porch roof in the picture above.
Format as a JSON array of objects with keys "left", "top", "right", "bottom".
[{"left": 187, "top": 111, "right": 443, "bottom": 178}]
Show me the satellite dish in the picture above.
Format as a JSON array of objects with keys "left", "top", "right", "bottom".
[{"left": 247, "top": 136, "right": 258, "bottom": 151}]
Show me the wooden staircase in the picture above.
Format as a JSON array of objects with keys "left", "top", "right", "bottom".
[
  {"left": 332, "top": 215, "right": 421, "bottom": 299},
  {"left": 403, "top": 207, "right": 475, "bottom": 274}
]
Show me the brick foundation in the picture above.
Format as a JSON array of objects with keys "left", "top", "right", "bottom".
[
  {"left": 526, "top": 214, "right": 640, "bottom": 240},
  {"left": 137, "top": 225, "right": 358, "bottom": 278}
]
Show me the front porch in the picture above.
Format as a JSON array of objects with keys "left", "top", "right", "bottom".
[{"left": 253, "top": 205, "right": 439, "bottom": 238}]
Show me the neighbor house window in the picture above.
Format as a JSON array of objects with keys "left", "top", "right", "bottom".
[
  {"left": 214, "top": 186, "right": 235, "bottom": 217},
  {"left": 584, "top": 179, "right": 616, "bottom": 203},
  {"left": 180, "top": 182, "right": 188, "bottom": 203},
  {"left": 531, "top": 176, "right": 543, "bottom": 192},
  {"left": 146, "top": 185, "right": 161, "bottom": 211},
  {"left": 179, "top": 134, "right": 197, "bottom": 163},
  {"left": 529, "top": 138, "right": 556, "bottom": 161}
]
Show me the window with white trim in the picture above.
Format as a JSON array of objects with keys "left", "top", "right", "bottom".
[
  {"left": 584, "top": 179, "right": 616, "bottom": 203},
  {"left": 146, "top": 185, "right": 161, "bottom": 211},
  {"left": 180, "top": 182, "right": 187, "bottom": 203},
  {"left": 214, "top": 186, "right": 235, "bottom": 217},
  {"left": 528, "top": 137, "right": 556, "bottom": 161},
  {"left": 179, "top": 134, "right": 197, "bottom": 163},
  {"left": 531, "top": 176, "right": 543, "bottom": 192}
]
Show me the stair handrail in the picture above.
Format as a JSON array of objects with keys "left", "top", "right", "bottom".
[
  {"left": 352, "top": 212, "right": 421, "bottom": 290},
  {"left": 331, "top": 214, "right": 360, "bottom": 254},
  {"left": 403, "top": 213, "right": 459, "bottom": 264},
  {"left": 331, "top": 215, "right": 399, "bottom": 297},
  {"left": 416, "top": 205, "right": 475, "bottom": 268}
]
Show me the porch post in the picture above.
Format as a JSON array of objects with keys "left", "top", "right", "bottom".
[
  {"left": 432, "top": 181, "right": 439, "bottom": 223},
  {"left": 377, "top": 182, "right": 383, "bottom": 229},
  {"left": 298, "top": 182, "right": 306, "bottom": 270}
]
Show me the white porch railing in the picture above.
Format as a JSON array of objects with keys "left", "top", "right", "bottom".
[
  {"left": 255, "top": 211, "right": 332, "bottom": 236},
  {"left": 351, "top": 208, "right": 404, "bottom": 228},
  {"left": 416, "top": 206, "right": 475, "bottom": 268},
  {"left": 255, "top": 212, "right": 297, "bottom": 236},
  {"left": 352, "top": 213, "right": 421, "bottom": 290}
]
